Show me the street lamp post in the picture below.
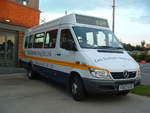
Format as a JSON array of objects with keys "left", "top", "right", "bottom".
[{"left": 112, "top": 0, "right": 116, "bottom": 33}]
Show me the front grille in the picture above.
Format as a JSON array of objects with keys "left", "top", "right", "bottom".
[{"left": 111, "top": 71, "right": 136, "bottom": 79}]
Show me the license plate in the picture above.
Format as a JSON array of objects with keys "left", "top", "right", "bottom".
[{"left": 119, "top": 84, "right": 134, "bottom": 91}]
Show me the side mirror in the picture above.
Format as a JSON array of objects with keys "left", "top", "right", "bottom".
[{"left": 63, "top": 40, "right": 78, "bottom": 51}]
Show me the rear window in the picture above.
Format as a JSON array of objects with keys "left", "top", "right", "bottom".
[
  {"left": 28, "top": 35, "right": 34, "bottom": 48},
  {"left": 24, "top": 36, "right": 29, "bottom": 48}
]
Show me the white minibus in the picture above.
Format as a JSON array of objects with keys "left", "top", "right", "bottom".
[{"left": 21, "top": 14, "right": 141, "bottom": 101}]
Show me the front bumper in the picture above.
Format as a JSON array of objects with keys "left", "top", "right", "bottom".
[{"left": 83, "top": 78, "right": 141, "bottom": 94}]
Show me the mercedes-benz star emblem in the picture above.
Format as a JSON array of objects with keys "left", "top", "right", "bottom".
[{"left": 123, "top": 70, "right": 129, "bottom": 78}]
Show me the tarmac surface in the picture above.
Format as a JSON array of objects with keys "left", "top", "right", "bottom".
[{"left": 0, "top": 73, "right": 150, "bottom": 113}]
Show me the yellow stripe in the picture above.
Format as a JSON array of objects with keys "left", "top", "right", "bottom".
[{"left": 22, "top": 55, "right": 110, "bottom": 72}]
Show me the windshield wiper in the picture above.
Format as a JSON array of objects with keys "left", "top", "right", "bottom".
[
  {"left": 111, "top": 47, "right": 124, "bottom": 50},
  {"left": 95, "top": 46, "right": 124, "bottom": 49}
]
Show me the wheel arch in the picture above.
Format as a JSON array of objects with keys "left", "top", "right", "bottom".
[
  {"left": 69, "top": 71, "right": 81, "bottom": 82},
  {"left": 68, "top": 71, "right": 85, "bottom": 90}
]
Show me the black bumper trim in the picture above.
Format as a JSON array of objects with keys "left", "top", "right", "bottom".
[{"left": 83, "top": 78, "right": 141, "bottom": 94}]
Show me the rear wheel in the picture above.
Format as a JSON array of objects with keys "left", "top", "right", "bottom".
[
  {"left": 70, "top": 76, "right": 85, "bottom": 101},
  {"left": 26, "top": 69, "right": 37, "bottom": 80}
]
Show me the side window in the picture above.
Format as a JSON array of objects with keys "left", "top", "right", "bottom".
[
  {"left": 44, "top": 30, "right": 58, "bottom": 48},
  {"left": 33, "top": 33, "right": 45, "bottom": 48},
  {"left": 24, "top": 36, "right": 29, "bottom": 48},
  {"left": 60, "top": 29, "right": 74, "bottom": 49},
  {"left": 28, "top": 35, "right": 34, "bottom": 48}
]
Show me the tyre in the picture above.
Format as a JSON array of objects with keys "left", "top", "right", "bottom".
[
  {"left": 117, "top": 91, "right": 129, "bottom": 96},
  {"left": 26, "top": 69, "right": 36, "bottom": 80},
  {"left": 70, "top": 76, "right": 85, "bottom": 101}
]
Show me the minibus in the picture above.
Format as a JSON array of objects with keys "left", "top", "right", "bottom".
[{"left": 21, "top": 14, "right": 141, "bottom": 101}]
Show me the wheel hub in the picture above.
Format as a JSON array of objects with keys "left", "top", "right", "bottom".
[
  {"left": 72, "top": 83, "right": 78, "bottom": 95},
  {"left": 28, "top": 71, "right": 31, "bottom": 77}
]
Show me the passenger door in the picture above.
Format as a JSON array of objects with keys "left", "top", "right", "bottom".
[{"left": 53, "top": 28, "right": 77, "bottom": 83}]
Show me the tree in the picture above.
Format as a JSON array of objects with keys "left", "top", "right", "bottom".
[
  {"left": 141, "top": 40, "right": 145, "bottom": 47},
  {"left": 123, "top": 43, "right": 135, "bottom": 51}
]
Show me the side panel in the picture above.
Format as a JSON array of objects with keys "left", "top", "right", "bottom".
[
  {"left": 33, "top": 64, "right": 69, "bottom": 84},
  {"left": 52, "top": 27, "right": 76, "bottom": 77}
]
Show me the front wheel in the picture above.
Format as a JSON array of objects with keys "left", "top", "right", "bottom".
[
  {"left": 117, "top": 91, "right": 129, "bottom": 96},
  {"left": 70, "top": 76, "right": 86, "bottom": 101}
]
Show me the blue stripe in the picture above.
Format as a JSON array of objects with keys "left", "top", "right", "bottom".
[{"left": 33, "top": 64, "right": 69, "bottom": 84}]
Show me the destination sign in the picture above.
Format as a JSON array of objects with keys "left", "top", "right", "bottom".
[{"left": 75, "top": 14, "right": 109, "bottom": 28}]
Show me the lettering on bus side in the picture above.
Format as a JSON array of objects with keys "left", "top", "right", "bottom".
[{"left": 26, "top": 50, "right": 52, "bottom": 57}]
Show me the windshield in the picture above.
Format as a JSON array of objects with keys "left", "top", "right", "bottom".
[{"left": 73, "top": 26, "right": 123, "bottom": 49}]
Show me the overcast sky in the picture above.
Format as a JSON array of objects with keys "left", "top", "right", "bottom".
[{"left": 40, "top": 0, "right": 150, "bottom": 45}]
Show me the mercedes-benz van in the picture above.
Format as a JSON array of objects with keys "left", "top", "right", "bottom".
[{"left": 21, "top": 14, "right": 141, "bottom": 101}]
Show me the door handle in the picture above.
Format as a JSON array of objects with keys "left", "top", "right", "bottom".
[{"left": 56, "top": 53, "right": 61, "bottom": 56}]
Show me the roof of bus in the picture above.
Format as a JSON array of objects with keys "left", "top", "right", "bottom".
[{"left": 26, "top": 14, "right": 109, "bottom": 34}]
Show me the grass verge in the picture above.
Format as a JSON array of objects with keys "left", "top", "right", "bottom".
[{"left": 131, "top": 85, "right": 150, "bottom": 97}]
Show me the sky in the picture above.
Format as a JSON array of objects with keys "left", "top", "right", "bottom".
[{"left": 39, "top": 0, "right": 150, "bottom": 45}]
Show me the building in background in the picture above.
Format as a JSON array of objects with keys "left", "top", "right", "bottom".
[{"left": 0, "top": 0, "right": 40, "bottom": 67}]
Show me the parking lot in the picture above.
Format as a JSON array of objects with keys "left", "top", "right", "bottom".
[{"left": 0, "top": 64, "right": 150, "bottom": 113}]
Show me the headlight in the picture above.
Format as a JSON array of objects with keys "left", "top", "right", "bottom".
[
  {"left": 89, "top": 68, "right": 112, "bottom": 80},
  {"left": 136, "top": 68, "right": 141, "bottom": 79}
]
